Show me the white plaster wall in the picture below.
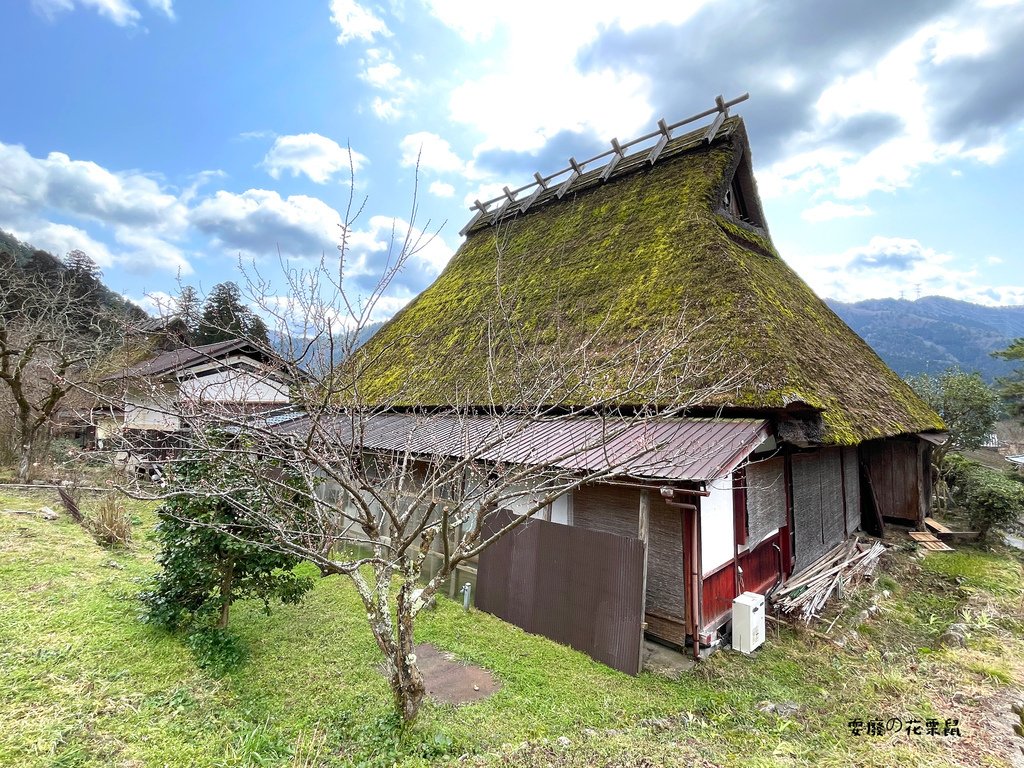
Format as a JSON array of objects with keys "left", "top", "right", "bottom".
[
  {"left": 122, "top": 386, "right": 180, "bottom": 431},
  {"left": 550, "top": 491, "right": 570, "bottom": 525},
  {"left": 701, "top": 474, "right": 735, "bottom": 576},
  {"left": 501, "top": 481, "right": 570, "bottom": 524},
  {"left": 178, "top": 367, "right": 289, "bottom": 404}
]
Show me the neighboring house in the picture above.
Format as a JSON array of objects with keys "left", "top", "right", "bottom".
[
  {"left": 325, "top": 109, "right": 946, "bottom": 669},
  {"left": 93, "top": 338, "right": 292, "bottom": 452}
]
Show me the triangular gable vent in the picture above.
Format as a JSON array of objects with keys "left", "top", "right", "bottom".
[{"left": 722, "top": 156, "right": 764, "bottom": 229}]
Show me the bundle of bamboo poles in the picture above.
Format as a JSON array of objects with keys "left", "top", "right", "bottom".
[{"left": 771, "top": 538, "right": 885, "bottom": 623}]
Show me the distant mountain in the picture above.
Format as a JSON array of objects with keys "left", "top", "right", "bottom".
[
  {"left": 827, "top": 296, "right": 1024, "bottom": 382},
  {"left": 269, "top": 321, "right": 385, "bottom": 370}
]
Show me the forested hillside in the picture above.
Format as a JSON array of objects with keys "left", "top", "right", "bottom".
[
  {"left": 0, "top": 229, "right": 146, "bottom": 324},
  {"left": 828, "top": 296, "right": 1024, "bottom": 381}
]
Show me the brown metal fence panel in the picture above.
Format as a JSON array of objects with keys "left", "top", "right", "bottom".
[{"left": 476, "top": 510, "right": 645, "bottom": 675}]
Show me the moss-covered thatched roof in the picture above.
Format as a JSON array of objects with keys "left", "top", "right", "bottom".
[{"left": 356, "top": 117, "right": 943, "bottom": 445}]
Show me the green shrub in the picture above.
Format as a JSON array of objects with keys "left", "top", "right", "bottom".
[
  {"left": 140, "top": 436, "right": 315, "bottom": 632},
  {"left": 944, "top": 454, "right": 1024, "bottom": 540},
  {"left": 940, "top": 452, "right": 978, "bottom": 488},
  {"left": 184, "top": 626, "right": 245, "bottom": 676},
  {"left": 961, "top": 470, "right": 1024, "bottom": 540}
]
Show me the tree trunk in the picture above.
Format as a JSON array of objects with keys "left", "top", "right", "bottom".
[
  {"left": 218, "top": 558, "right": 234, "bottom": 629},
  {"left": 17, "top": 444, "right": 31, "bottom": 483},
  {"left": 15, "top": 402, "right": 34, "bottom": 483},
  {"left": 390, "top": 582, "right": 426, "bottom": 723},
  {"left": 363, "top": 577, "right": 427, "bottom": 724}
]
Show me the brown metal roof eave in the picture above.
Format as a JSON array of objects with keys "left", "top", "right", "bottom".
[{"left": 269, "top": 413, "right": 770, "bottom": 483}]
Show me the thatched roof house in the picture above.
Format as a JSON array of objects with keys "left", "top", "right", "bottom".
[{"left": 351, "top": 110, "right": 944, "bottom": 667}]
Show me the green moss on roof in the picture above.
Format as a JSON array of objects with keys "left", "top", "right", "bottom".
[{"left": 356, "top": 119, "right": 943, "bottom": 445}]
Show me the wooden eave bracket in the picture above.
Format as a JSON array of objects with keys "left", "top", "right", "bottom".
[
  {"left": 459, "top": 199, "right": 490, "bottom": 236},
  {"left": 519, "top": 172, "right": 548, "bottom": 213},
  {"left": 704, "top": 95, "right": 729, "bottom": 144},
  {"left": 647, "top": 119, "right": 672, "bottom": 165},
  {"left": 555, "top": 157, "right": 583, "bottom": 199},
  {"left": 601, "top": 138, "right": 626, "bottom": 181}
]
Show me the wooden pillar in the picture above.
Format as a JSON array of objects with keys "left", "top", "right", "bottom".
[
  {"left": 916, "top": 439, "right": 929, "bottom": 527},
  {"left": 637, "top": 489, "right": 650, "bottom": 671}
]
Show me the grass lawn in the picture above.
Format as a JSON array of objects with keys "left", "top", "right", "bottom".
[{"left": 1, "top": 487, "right": 1023, "bottom": 767}]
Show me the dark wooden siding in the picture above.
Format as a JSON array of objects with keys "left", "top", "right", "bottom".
[
  {"left": 821, "top": 449, "right": 846, "bottom": 550},
  {"left": 575, "top": 484, "right": 687, "bottom": 647},
  {"left": 862, "top": 439, "right": 923, "bottom": 523},
  {"left": 573, "top": 484, "right": 639, "bottom": 538},
  {"left": 792, "top": 448, "right": 848, "bottom": 574},
  {"left": 476, "top": 509, "right": 645, "bottom": 674},
  {"left": 646, "top": 497, "right": 685, "bottom": 617},
  {"left": 842, "top": 447, "right": 862, "bottom": 533},
  {"left": 746, "top": 457, "right": 786, "bottom": 543}
]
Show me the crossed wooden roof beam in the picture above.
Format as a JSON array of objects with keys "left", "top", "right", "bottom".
[{"left": 460, "top": 93, "right": 750, "bottom": 236}]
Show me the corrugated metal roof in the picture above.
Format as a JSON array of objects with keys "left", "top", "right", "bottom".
[
  {"left": 275, "top": 412, "right": 768, "bottom": 482},
  {"left": 104, "top": 338, "right": 257, "bottom": 381}
]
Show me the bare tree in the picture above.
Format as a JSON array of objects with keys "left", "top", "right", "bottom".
[
  {"left": 111, "top": 166, "right": 748, "bottom": 723},
  {"left": 0, "top": 257, "right": 113, "bottom": 481}
]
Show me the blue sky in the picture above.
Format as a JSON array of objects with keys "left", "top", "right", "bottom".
[{"left": 1, "top": 0, "right": 1023, "bottom": 320}]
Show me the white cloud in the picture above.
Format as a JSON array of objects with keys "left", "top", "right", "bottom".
[
  {"left": 763, "top": 13, "right": 1020, "bottom": 202},
  {"left": 181, "top": 169, "right": 227, "bottom": 204},
  {"left": 424, "top": 0, "right": 707, "bottom": 43},
  {"left": 190, "top": 189, "right": 342, "bottom": 258},
  {"left": 236, "top": 129, "right": 277, "bottom": 142},
  {"left": 113, "top": 227, "right": 192, "bottom": 275},
  {"left": 261, "top": 133, "right": 367, "bottom": 184},
  {"left": 371, "top": 97, "right": 402, "bottom": 121},
  {"left": 0, "top": 140, "right": 188, "bottom": 234},
  {"left": 340, "top": 215, "right": 454, "bottom": 283},
  {"left": 10, "top": 221, "right": 191, "bottom": 276},
  {"left": 12, "top": 222, "right": 117, "bottom": 268},
  {"left": 399, "top": 132, "right": 465, "bottom": 173},
  {"left": 31, "top": 0, "right": 173, "bottom": 25},
  {"left": 788, "top": 235, "right": 1024, "bottom": 306},
  {"left": 361, "top": 60, "right": 402, "bottom": 89},
  {"left": 801, "top": 201, "right": 874, "bottom": 223},
  {"left": 145, "top": 0, "right": 174, "bottom": 19},
  {"left": 429, "top": 1, "right": 711, "bottom": 155},
  {"left": 330, "top": 0, "right": 390, "bottom": 44},
  {"left": 358, "top": 49, "right": 415, "bottom": 120},
  {"left": 0, "top": 140, "right": 192, "bottom": 275},
  {"left": 429, "top": 181, "right": 455, "bottom": 198}
]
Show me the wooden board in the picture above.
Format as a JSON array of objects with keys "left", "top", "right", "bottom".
[
  {"left": 909, "top": 531, "right": 953, "bottom": 551},
  {"left": 924, "top": 517, "right": 953, "bottom": 537}
]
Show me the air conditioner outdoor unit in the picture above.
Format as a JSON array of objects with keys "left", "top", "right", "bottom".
[{"left": 732, "top": 591, "right": 765, "bottom": 654}]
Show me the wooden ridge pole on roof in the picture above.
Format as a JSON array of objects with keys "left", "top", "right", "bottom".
[{"left": 464, "top": 92, "right": 751, "bottom": 229}]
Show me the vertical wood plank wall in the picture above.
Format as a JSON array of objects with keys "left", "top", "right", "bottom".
[
  {"left": 862, "top": 439, "right": 924, "bottom": 524},
  {"left": 791, "top": 448, "right": 848, "bottom": 574}
]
